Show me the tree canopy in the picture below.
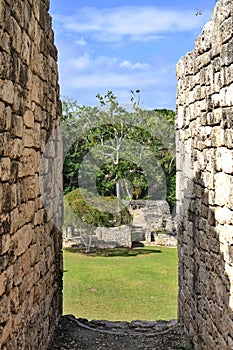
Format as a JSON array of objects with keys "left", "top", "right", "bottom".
[{"left": 62, "top": 91, "right": 176, "bottom": 211}]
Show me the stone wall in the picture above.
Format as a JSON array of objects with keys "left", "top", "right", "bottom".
[
  {"left": 0, "top": 1, "right": 62, "bottom": 349},
  {"left": 126, "top": 200, "right": 174, "bottom": 236},
  {"left": 95, "top": 225, "right": 132, "bottom": 248},
  {"left": 176, "top": 0, "right": 233, "bottom": 348},
  {"left": 63, "top": 199, "right": 174, "bottom": 249}
]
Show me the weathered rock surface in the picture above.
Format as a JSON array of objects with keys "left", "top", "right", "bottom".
[
  {"left": 127, "top": 200, "right": 174, "bottom": 235},
  {"left": 0, "top": 0, "right": 62, "bottom": 349},
  {"left": 64, "top": 200, "right": 176, "bottom": 248},
  {"left": 176, "top": 0, "right": 233, "bottom": 348},
  {"left": 49, "top": 315, "right": 192, "bottom": 350}
]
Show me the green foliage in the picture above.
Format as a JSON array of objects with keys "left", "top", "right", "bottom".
[
  {"left": 64, "top": 188, "right": 132, "bottom": 229},
  {"left": 62, "top": 91, "right": 176, "bottom": 210}
]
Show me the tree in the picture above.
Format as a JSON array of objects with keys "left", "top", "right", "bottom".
[
  {"left": 62, "top": 91, "right": 176, "bottom": 210},
  {"left": 64, "top": 188, "right": 132, "bottom": 253}
]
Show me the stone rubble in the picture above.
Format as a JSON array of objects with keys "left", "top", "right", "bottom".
[{"left": 49, "top": 315, "right": 192, "bottom": 350}]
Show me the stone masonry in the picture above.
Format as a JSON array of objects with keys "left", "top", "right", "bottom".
[
  {"left": 176, "top": 0, "right": 233, "bottom": 349},
  {"left": 64, "top": 200, "right": 175, "bottom": 249},
  {"left": 0, "top": 1, "right": 62, "bottom": 349},
  {"left": 1, "top": 0, "right": 233, "bottom": 349},
  {"left": 126, "top": 200, "right": 174, "bottom": 234}
]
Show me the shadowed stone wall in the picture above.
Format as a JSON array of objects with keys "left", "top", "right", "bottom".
[
  {"left": 0, "top": 0, "right": 62, "bottom": 349},
  {"left": 176, "top": 0, "right": 233, "bottom": 348}
]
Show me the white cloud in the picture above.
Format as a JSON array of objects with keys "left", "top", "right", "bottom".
[
  {"left": 52, "top": 4, "right": 213, "bottom": 109},
  {"left": 70, "top": 53, "right": 91, "bottom": 70},
  {"left": 60, "top": 55, "right": 174, "bottom": 91},
  {"left": 120, "top": 60, "right": 150, "bottom": 70},
  {"left": 63, "top": 72, "right": 154, "bottom": 89},
  {"left": 54, "top": 6, "right": 209, "bottom": 42},
  {"left": 69, "top": 54, "right": 119, "bottom": 73},
  {"left": 75, "top": 38, "right": 87, "bottom": 46},
  {"left": 67, "top": 54, "right": 150, "bottom": 73},
  {"left": 60, "top": 68, "right": 176, "bottom": 110}
]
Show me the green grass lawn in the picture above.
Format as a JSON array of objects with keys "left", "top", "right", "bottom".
[{"left": 63, "top": 246, "right": 178, "bottom": 321}]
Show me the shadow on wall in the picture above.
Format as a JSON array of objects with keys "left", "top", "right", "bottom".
[{"left": 177, "top": 170, "right": 233, "bottom": 348}]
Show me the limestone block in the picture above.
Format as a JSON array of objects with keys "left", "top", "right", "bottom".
[
  {"left": 18, "top": 201, "right": 35, "bottom": 228},
  {"left": 0, "top": 32, "right": 10, "bottom": 53},
  {"left": 222, "top": 107, "right": 233, "bottom": 129},
  {"left": 1, "top": 318, "right": 13, "bottom": 345},
  {"left": 0, "top": 79, "right": 14, "bottom": 104},
  {"left": 224, "top": 264, "right": 233, "bottom": 309},
  {"left": 0, "top": 104, "right": 11, "bottom": 130},
  {"left": 211, "top": 126, "right": 225, "bottom": 147},
  {"left": 13, "top": 224, "right": 33, "bottom": 257},
  {"left": 20, "top": 176, "right": 36, "bottom": 202},
  {"left": 11, "top": 16, "right": 22, "bottom": 53},
  {"left": 206, "top": 108, "right": 221, "bottom": 126},
  {"left": 219, "top": 17, "right": 233, "bottom": 44},
  {"left": 195, "top": 22, "right": 212, "bottom": 55},
  {"left": 34, "top": 122, "right": 41, "bottom": 149},
  {"left": 213, "top": 0, "right": 232, "bottom": 25},
  {"left": 95, "top": 225, "right": 132, "bottom": 248},
  {"left": 211, "top": 93, "right": 220, "bottom": 108},
  {"left": 21, "top": 32, "right": 31, "bottom": 66},
  {"left": 12, "top": 115, "right": 23, "bottom": 137},
  {"left": 45, "top": 246, "right": 54, "bottom": 269},
  {"left": 195, "top": 150, "right": 206, "bottom": 171},
  {"left": 10, "top": 208, "right": 19, "bottom": 234},
  {"left": 221, "top": 41, "right": 233, "bottom": 67},
  {"left": 223, "top": 65, "right": 233, "bottom": 85},
  {"left": 0, "top": 50, "right": 11, "bottom": 79},
  {"left": 184, "top": 152, "right": 193, "bottom": 180},
  {"left": 1, "top": 157, "right": 11, "bottom": 181},
  {"left": 19, "top": 270, "right": 36, "bottom": 304},
  {"left": 215, "top": 207, "right": 233, "bottom": 225},
  {"left": 18, "top": 148, "right": 36, "bottom": 177},
  {"left": 30, "top": 75, "right": 42, "bottom": 104},
  {"left": 216, "top": 147, "right": 233, "bottom": 173},
  {"left": 21, "top": 249, "right": 32, "bottom": 276},
  {"left": 2, "top": 183, "right": 12, "bottom": 212},
  {"left": 34, "top": 209, "right": 44, "bottom": 225},
  {"left": 27, "top": 12, "right": 36, "bottom": 41},
  {"left": 224, "top": 129, "right": 233, "bottom": 149},
  {"left": 214, "top": 172, "right": 232, "bottom": 207},
  {"left": 7, "top": 138, "right": 23, "bottom": 159},
  {"left": 208, "top": 191, "right": 215, "bottom": 206},
  {"left": 1, "top": 234, "right": 10, "bottom": 255},
  {"left": 0, "top": 1, "right": 4, "bottom": 23},
  {"left": 222, "top": 225, "right": 233, "bottom": 248},
  {"left": 226, "top": 83, "right": 233, "bottom": 105},
  {"left": 23, "top": 110, "right": 34, "bottom": 128},
  {"left": 13, "top": 258, "right": 23, "bottom": 286},
  {"left": 22, "top": 127, "right": 34, "bottom": 147},
  {"left": 0, "top": 294, "right": 10, "bottom": 326}
]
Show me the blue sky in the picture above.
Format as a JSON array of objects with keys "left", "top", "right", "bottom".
[{"left": 49, "top": 0, "right": 216, "bottom": 110}]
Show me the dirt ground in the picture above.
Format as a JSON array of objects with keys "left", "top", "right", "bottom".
[{"left": 49, "top": 315, "right": 193, "bottom": 350}]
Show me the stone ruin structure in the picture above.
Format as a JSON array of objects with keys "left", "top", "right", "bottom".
[
  {"left": 176, "top": 0, "right": 233, "bottom": 348},
  {"left": 127, "top": 200, "right": 176, "bottom": 246},
  {"left": 0, "top": 0, "right": 62, "bottom": 349},
  {"left": 64, "top": 199, "right": 175, "bottom": 249},
  {"left": 0, "top": 0, "right": 232, "bottom": 349}
]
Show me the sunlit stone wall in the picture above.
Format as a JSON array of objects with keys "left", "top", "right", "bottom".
[
  {"left": 0, "top": 0, "right": 62, "bottom": 348},
  {"left": 176, "top": 0, "right": 233, "bottom": 348}
]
